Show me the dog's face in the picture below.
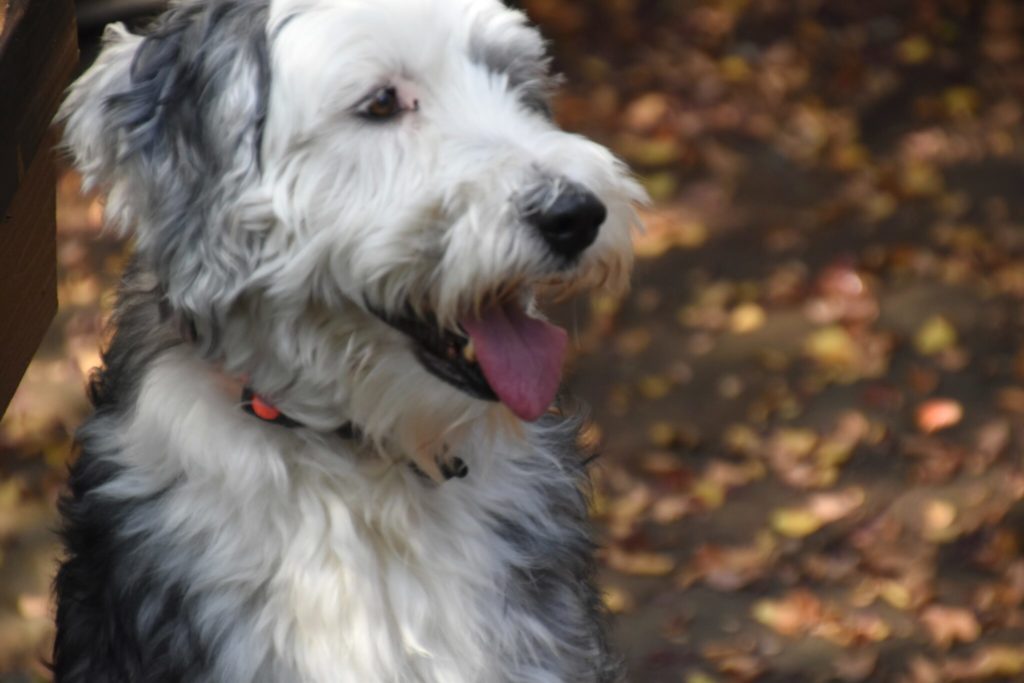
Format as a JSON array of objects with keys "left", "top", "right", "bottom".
[{"left": 62, "top": 0, "right": 643, "bottom": 464}]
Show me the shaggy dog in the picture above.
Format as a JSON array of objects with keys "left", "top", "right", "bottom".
[{"left": 53, "top": 0, "right": 644, "bottom": 680}]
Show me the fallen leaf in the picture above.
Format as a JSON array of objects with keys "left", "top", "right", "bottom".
[
  {"left": 914, "top": 315, "right": 957, "bottom": 356},
  {"left": 898, "top": 36, "right": 933, "bottom": 64},
  {"left": 922, "top": 499, "right": 957, "bottom": 542},
  {"left": 606, "top": 546, "right": 676, "bottom": 577},
  {"left": 772, "top": 507, "right": 823, "bottom": 538},
  {"left": 772, "top": 488, "right": 864, "bottom": 538},
  {"left": 915, "top": 399, "right": 963, "bottom": 434},
  {"left": 602, "top": 585, "right": 635, "bottom": 614},
  {"left": 688, "top": 532, "right": 777, "bottom": 591},
  {"left": 16, "top": 593, "right": 49, "bottom": 620},
  {"left": 834, "top": 649, "right": 878, "bottom": 681},
  {"left": 729, "top": 303, "right": 766, "bottom": 334},
  {"left": 945, "top": 645, "right": 1024, "bottom": 680},
  {"left": 807, "top": 487, "right": 866, "bottom": 524},
  {"left": 805, "top": 326, "right": 858, "bottom": 367},
  {"left": 920, "top": 605, "right": 980, "bottom": 648},
  {"left": 752, "top": 589, "right": 823, "bottom": 637},
  {"left": 638, "top": 375, "right": 672, "bottom": 399},
  {"left": 624, "top": 93, "right": 670, "bottom": 132}
]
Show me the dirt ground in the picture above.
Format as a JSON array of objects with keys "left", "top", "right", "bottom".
[{"left": 5, "top": 1, "right": 1024, "bottom": 681}]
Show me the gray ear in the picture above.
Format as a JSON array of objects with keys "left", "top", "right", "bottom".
[
  {"left": 62, "top": 3, "right": 271, "bottom": 185},
  {"left": 59, "top": 22, "right": 144, "bottom": 193},
  {"left": 103, "top": 1, "right": 271, "bottom": 175},
  {"left": 59, "top": 1, "right": 273, "bottom": 329}
]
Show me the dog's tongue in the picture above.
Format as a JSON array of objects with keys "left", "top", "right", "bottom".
[{"left": 461, "top": 302, "right": 568, "bottom": 422}]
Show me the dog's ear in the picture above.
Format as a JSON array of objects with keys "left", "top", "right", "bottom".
[
  {"left": 58, "top": 22, "right": 145, "bottom": 193},
  {"left": 61, "top": 2, "right": 271, "bottom": 199},
  {"left": 60, "top": 2, "right": 273, "bottom": 327}
]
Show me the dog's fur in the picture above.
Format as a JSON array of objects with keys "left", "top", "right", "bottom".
[{"left": 53, "top": 0, "right": 644, "bottom": 681}]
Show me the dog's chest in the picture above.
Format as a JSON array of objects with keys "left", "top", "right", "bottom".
[{"left": 185, "top": 452, "right": 571, "bottom": 683}]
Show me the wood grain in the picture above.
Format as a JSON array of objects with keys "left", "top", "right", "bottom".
[
  {"left": 0, "top": 142, "right": 58, "bottom": 415},
  {"left": 0, "top": 0, "right": 77, "bottom": 214},
  {"left": 0, "top": 0, "right": 78, "bottom": 415}
]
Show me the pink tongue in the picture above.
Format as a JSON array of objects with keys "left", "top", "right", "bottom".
[{"left": 460, "top": 302, "right": 568, "bottom": 421}]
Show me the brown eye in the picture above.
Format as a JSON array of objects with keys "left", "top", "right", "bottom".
[{"left": 361, "top": 86, "right": 402, "bottom": 120}]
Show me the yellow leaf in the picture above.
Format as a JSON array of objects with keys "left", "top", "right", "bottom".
[
  {"left": 648, "top": 422, "right": 677, "bottom": 448},
  {"left": 879, "top": 581, "right": 912, "bottom": 610},
  {"left": 601, "top": 585, "right": 634, "bottom": 614},
  {"left": 898, "top": 35, "right": 932, "bottom": 64},
  {"left": 638, "top": 375, "right": 672, "bottom": 399},
  {"left": 772, "top": 508, "right": 823, "bottom": 538},
  {"left": 914, "top": 315, "right": 957, "bottom": 355},
  {"left": 730, "top": 303, "right": 766, "bottom": 334},
  {"left": 923, "top": 499, "right": 958, "bottom": 542},
  {"left": 901, "top": 161, "right": 944, "bottom": 197},
  {"left": 685, "top": 673, "right": 719, "bottom": 683},
  {"left": 805, "top": 326, "right": 858, "bottom": 367},
  {"left": 944, "top": 86, "right": 979, "bottom": 119},
  {"left": 720, "top": 55, "right": 751, "bottom": 82},
  {"left": 640, "top": 172, "right": 678, "bottom": 202},
  {"left": 692, "top": 478, "right": 726, "bottom": 510}
]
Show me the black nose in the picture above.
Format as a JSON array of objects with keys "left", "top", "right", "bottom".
[{"left": 525, "top": 184, "right": 607, "bottom": 260}]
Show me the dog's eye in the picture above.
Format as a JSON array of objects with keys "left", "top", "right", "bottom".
[{"left": 361, "top": 86, "right": 403, "bottom": 120}]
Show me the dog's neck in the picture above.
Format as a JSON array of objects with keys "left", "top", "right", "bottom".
[
  {"left": 207, "top": 366, "right": 471, "bottom": 483},
  {"left": 158, "top": 299, "right": 470, "bottom": 483}
]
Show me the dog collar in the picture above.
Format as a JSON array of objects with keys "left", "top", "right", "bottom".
[
  {"left": 241, "top": 387, "right": 358, "bottom": 440},
  {"left": 162, "top": 303, "right": 468, "bottom": 482},
  {"left": 239, "top": 387, "right": 468, "bottom": 481}
]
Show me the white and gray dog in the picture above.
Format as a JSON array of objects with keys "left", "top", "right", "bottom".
[{"left": 53, "top": 0, "right": 644, "bottom": 680}]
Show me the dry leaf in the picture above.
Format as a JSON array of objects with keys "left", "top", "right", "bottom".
[
  {"left": 688, "top": 532, "right": 777, "bottom": 591},
  {"left": 606, "top": 546, "right": 676, "bottom": 577},
  {"left": 915, "top": 399, "right": 963, "bottom": 434},
  {"left": 772, "top": 507, "right": 823, "bottom": 538},
  {"left": 922, "top": 499, "right": 957, "bottom": 542},
  {"left": 752, "top": 589, "right": 823, "bottom": 636},
  {"left": 914, "top": 315, "right": 957, "bottom": 356},
  {"left": 945, "top": 645, "right": 1024, "bottom": 680},
  {"left": 920, "top": 605, "right": 980, "bottom": 648},
  {"left": 729, "top": 303, "right": 766, "bottom": 334}
]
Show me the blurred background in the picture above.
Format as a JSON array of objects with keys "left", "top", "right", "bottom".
[{"left": 4, "top": 0, "right": 1024, "bottom": 681}]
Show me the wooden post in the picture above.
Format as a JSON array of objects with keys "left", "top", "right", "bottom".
[{"left": 0, "top": 0, "right": 78, "bottom": 416}]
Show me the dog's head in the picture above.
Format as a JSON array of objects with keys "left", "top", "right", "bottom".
[{"left": 62, "top": 0, "right": 644, "bottom": 464}]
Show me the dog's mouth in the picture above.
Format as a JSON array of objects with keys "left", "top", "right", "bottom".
[{"left": 370, "top": 298, "right": 568, "bottom": 422}]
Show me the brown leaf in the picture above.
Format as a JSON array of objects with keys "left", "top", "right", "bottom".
[
  {"left": 945, "top": 645, "right": 1024, "bottom": 680},
  {"left": 688, "top": 532, "right": 777, "bottom": 591},
  {"left": 834, "top": 650, "right": 878, "bottom": 681},
  {"left": 605, "top": 546, "right": 676, "bottom": 577},
  {"left": 920, "top": 605, "right": 980, "bottom": 648},
  {"left": 752, "top": 589, "right": 823, "bottom": 637}
]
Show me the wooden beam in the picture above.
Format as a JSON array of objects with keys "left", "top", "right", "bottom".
[
  {"left": 0, "top": 141, "right": 59, "bottom": 415},
  {"left": 0, "top": 0, "right": 78, "bottom": 415},
  {"left": 0, "top": 0, "right": 78, "bottom": 213}
]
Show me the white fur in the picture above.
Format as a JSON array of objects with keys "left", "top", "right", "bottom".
[{"left": 100, "top": 346, "right": 592, "bottom": 682}]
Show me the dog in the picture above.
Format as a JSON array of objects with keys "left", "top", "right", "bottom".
[{"left": 53, "top": 0, "right": 644, "bottom": 680}]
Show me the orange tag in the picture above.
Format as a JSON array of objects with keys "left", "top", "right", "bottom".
[{"left": 251, "top": 394, "right": 281, "bottom": 421}]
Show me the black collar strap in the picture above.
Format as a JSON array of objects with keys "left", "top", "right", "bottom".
[
  {"left": 241, "top": 387, "right": 358, "bottom": 440},
  {"left": 239, "top": 387, "right": 466, "bottom": 481},
  {"left": 158, "top": 302, "right": 465, "bottom": 480}
]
